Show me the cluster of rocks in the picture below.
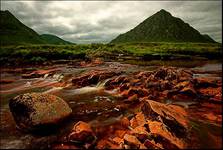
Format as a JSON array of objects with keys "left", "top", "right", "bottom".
[
  {"left": 56, "top": 67, "right": 220, "bottom": 149},
  {"left": 103, "top": 67, "right": 221, "bottom": 103},
  {"left": 53, "top": 99, "right": 189, "bottom": 149}
]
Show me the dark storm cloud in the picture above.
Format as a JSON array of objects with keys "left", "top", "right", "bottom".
[{"left": 2, "top": 1, "right": 222, "bottom": 43}]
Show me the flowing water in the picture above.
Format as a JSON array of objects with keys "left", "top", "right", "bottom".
[{"left": 0, "top": 60, "right": 222, "bottom": 149}]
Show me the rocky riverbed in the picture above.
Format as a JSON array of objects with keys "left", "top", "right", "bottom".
[{"left": 0, "top": 59, "right": 222, "bottom": 149}]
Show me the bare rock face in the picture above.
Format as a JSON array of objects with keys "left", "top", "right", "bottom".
[{"left": 9, "top": 93, "right": 72, "bottom": 131}]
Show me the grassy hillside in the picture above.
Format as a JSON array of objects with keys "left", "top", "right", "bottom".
[
  {"left": 0, "top": 10, "right": 46, "bottom": 45},
  {"left": 0, "top": 11, "right": 75, "bottom": 45},
  {"left": 40, "top": 34, "right": 74, "bottom": 45}
]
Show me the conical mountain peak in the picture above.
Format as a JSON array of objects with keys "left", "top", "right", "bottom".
[
  {"left": 111, "top": 9, "right": 215, "bottom": 43},
  {"left": 0, "top": 10, "right": 15, "bottom": 18},
  {"left": 148, "top": 9, "right": 173, "bottom": 21},
  {"left": 157, "top": 9, "right": 172, "bottom": 16}
]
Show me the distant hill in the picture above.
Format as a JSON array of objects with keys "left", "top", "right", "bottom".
[
  {"left": 0, "top": 10, "right": 46, "bottom": 45},
  {"left": 0, "top": 10, "right": 74, "bottom": 45},
  {"left": 40, "top": 34, "right": 74, "bottom": 45},
  {"left": 111, "top": 9, "right": 216, "bottom": 43}
]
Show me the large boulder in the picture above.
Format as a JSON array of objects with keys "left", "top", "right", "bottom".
[{"left": 9, "top": 93, "right": 72, "bottom": 131}]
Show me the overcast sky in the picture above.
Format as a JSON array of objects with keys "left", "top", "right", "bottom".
[{"left": 1, "top": 1, "right": 222, "bottom": 43}]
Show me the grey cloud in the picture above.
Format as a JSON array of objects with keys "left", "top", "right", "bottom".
[{"left": 2, "top": 1, "right": 222, "bottom": 43}]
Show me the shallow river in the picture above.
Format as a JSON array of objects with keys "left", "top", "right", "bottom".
[{"left": 0, "top": 60, "right": 222, "bottom": 149}]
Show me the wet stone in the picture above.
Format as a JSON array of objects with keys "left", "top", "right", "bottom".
[
  {"left": 68, "top": 121, "right": 96, "bottom": 146},
  {"left": 9, "top": 93, "right": 72, "bottom": 131},
  {"left": 146, "top": 120, "right": 186, "bottom": 149},
  {"left": 131, "top": 126, "right": 150, "bottom": 143},
  {"left": 124, "top": 134, "right": 142, "bottom": 149},
  {"left": 141, "top": 100, "right": 188, "bottom": 128}
]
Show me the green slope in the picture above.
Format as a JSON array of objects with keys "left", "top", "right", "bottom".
[
  {"left": 0, "top": 10, "right": 46, "bottom": 45},
  {"left": 40, "top": 34, "right": 74, "bottom": 45},
  {"left": 111, "top": 9, "right": 216, "bottom": 43}
]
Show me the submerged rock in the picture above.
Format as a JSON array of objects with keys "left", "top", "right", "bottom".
[{"left": 9, "top": 93, "right": 72, "bottom": 131}]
